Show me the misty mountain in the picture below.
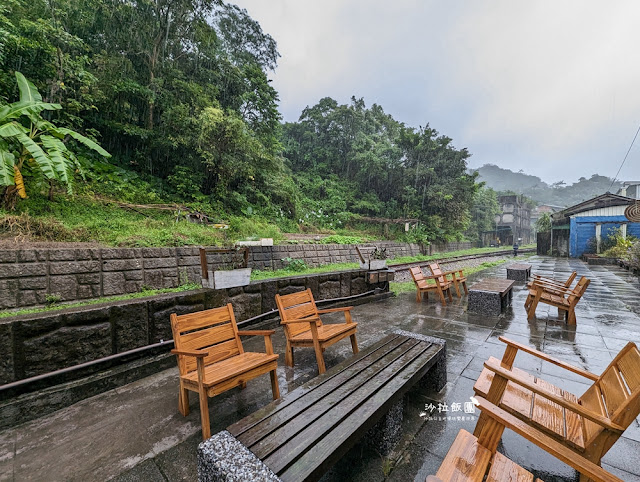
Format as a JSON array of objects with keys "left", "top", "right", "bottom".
[{"left": 472, "top": 164, "right": 622, "bottom": 207}]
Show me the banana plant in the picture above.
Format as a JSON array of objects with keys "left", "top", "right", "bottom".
[{"left": 0, "top": 72, "right": 110, "bottom": 209}]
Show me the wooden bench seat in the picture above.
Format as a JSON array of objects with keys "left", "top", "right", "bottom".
[
  {"left": 170, "top": 304, "right": 280, "bottom": 439},
  {"left": 198, "top": 332, "right": 447, "bottom": 482},
  {"left": 472, "top": 336, "right": 640, "bottom": 481},
  {"left": 428, "top": 397, "right": 623, "bottom": 482},
  {"left": 410, "top": 266, "right": 453, "bottom": 305},
  {"left": 180, "top": 352, "right": 279, "bottom": 389},
  {"left": 526, "top": 276, "right": 590, "bottom": 324},
  {"left": 428, "top": 429, "right": 540, "bottom": 482},
  {"left": 429, "top": 262, "right": 468, "bottom": 297},
  {"left": 276, "top": 288, "right": 358, "bottom": 374}
]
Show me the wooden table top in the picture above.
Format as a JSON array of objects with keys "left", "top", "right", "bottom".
[
  {"left": 469, "top": 278, "right": 515, "bottom": 294},
  {"left": 227, "top": 333, "right": 443, "bottom": 482}
]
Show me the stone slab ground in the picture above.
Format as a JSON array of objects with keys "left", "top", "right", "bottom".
[{"left": 0, "top": 256, "right": 639, "bottom": 481}]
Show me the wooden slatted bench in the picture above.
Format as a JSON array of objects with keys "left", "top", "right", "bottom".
[{"left": 197, "top": 331, "right": 446, "bottom": 482}]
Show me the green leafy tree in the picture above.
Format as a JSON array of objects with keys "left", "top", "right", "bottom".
[
  {"left": 466, "top": 187, "right": 500, "bottom": 242},
  {"left": 0, "top": 72, "right": 110, "bottom": 209},
  {"left": 535, "top": 212, "right": 552, "bottom": 233}
]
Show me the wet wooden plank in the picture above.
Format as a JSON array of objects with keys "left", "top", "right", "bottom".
[
  {"left": 228, "top": 334, "right": 406, "bottom": 437},
  {"left": 237, "top": 337, "right": 421, "bottom": 449},
  {"left": 272, "top": 343, "right": 442, "bottom": 480},
  {"left": 531, "top": 377, "right": 565, "bottom": 438},
  {"left": 487, "top": 451, "right": 534, "bottom": 482},
  {"left": 473, "top": 359, "right": 534, "bottom": 419},
  {"left": 435, "top": 429, "right": 491, "bottom": 482},
  {"left": 563, "top": 390, "right": 585, "bottom": 449}
]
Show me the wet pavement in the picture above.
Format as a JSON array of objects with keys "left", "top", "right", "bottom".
[{"left": 1, "top": 256, "right": 639, "bottom": 481}]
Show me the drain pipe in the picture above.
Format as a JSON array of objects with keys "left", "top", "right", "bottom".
[{"left": 0, "top": 287, "right": 386, "bottom": 397}]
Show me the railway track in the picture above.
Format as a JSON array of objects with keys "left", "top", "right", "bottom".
[{"left": 387, "top": 248, "right": 536, "bottom": 272}]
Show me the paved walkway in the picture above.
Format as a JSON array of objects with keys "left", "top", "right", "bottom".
[{"left": 1, "top": 256, "right": 639, "bottom": 481}]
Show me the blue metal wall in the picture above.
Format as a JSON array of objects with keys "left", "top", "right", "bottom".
[{"left": 569, "top": 216, "right": 640, "bottom": 257}]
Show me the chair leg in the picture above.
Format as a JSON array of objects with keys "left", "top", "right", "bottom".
[
  {"left": 350, "top": 333, "right": 359, "bottom": 354},
  {"left": 198, "top": 389, "right": 211, "bottom": 440},
  {"left": 437, "top": 288, "right": 446, "bottom": 306},
  {"left": 285, "top": 340, "right": 294, "bottom": 367},
  {"left": 453, "top": 281, "right": 461, "bottom": 297},
  {"left": 416, "top": 290, "right": 421, "bottom": 302},
  {"left": 178, "top": 383, "right": 190, "bottom": 416},
  {"left": 270, "top": 369, "right": 280, "bottom": 399},
  {"left": 314, "top": 343, "right": 326, "bottom": 374},
  {"left": 568, "top": 309, "right": 576, "bottom": 325},
  {"left": 462, "top": 281, "right": 468, "bottom": 295},
  {"left": 447, "top": 287, "right": 453, "bottom": 302},
  {"left": 240, "top": 381, "right": 247, "bottom": 389}
]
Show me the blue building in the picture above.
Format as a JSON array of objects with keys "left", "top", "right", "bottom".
[{"left": 551, "top": 193, "right": 640, "bottom": 258}]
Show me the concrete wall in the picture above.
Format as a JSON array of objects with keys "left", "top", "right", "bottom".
[
  {"left": 0, "top": 269, "right": 385, "bottom": 384},
  {"left": 0, "top": 241, "right": 473, "bottom": 309}
]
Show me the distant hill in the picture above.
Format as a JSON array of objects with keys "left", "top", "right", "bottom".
[{"left": 472, "top": 164, "right": 622, "bottom": 207}]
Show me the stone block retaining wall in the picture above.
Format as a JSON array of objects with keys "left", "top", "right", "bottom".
[
  {"left": 0, "top": 241, "right": 474, "bottom": 310},
  {"left": 0, "top": 269, "right": 384, "bottom": 384}
]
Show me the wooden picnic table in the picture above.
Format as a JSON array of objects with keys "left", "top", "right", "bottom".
[
  {"left": 197, "top": 331, "right": 446, "bottom": 482},
  {"left": 468, "top": 279, "right": 515, "bottom": 316}
]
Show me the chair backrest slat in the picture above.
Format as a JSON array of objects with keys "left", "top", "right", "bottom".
[
  {"left": 599, "top": 366, "right": 629, "bottom": 417},
  {"left": 580, "top": 384, "right": 607, "bottom": 443},
  {"left": 275, "top": 288, "right": 320, "bottom": 337},
  {"left": 427, "top": 263, "right": 447, "bottom": 285},
  {"left": 410, "top": 267, "right": 425, "bottom": 282},
  {"left": 171, "top": 304, "right": 242, "bottom": 374},
  {"left": 568, "top": 277, "right": 590, "bottom": 304},
  {"left": 617, "top": 345, "right": 640, "bottom": 393},
  {"left": 580, "top": 342, "right": 640, "bottom": 445}
]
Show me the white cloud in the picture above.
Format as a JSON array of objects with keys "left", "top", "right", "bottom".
[{"left": 234, "top": 0, "right": 640, "bottom": 183}]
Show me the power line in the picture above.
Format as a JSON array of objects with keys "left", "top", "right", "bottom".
[{"left": 609, "top": 123, "right": 640, "bottom": 191}]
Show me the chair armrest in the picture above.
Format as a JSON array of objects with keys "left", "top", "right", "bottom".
[
  {"left": 280, "top": 315, "right": 321, "bottom": 325},
  {"left": 443, "top": 269, "right": 464, "bottom": 276},
  {"left": 317, "top": 306, "right": 353, "bottom": 314},
  {"left": 171, "top": 348, "right": 208, "bottom": 358},
  {"left": 498, "top": 336, "right": 599, "bottom": 381},
  {"left": 474, "top": 396, "right": 623, "bottom": 482},
  {"left": 530, "top": 280, "right": 574, "bottom": 295},
  {"left": 483, "top": 359, "right": 622, "bottom": 432},
  {"left": 238, "top": 330, "right": 276, "bottom": 355},
  {"left": 237, "top": 330, "right": 275, "bottom": 336}
]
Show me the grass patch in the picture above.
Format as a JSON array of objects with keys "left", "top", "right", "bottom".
[
  {"left": 0, "top": 283, "right": 201, "bottom": 319},
  {"left": 0, "top": 195, "right": 287, "bottom": 247},
  {"left": 388, "top": 246, "right": 510, "bottom": 266},
  {"left": 251, "top": 262, "right": 360, "bottom": 281}
]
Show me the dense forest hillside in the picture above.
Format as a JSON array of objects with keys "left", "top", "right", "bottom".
[
  {"left": 0, "top": 1, "right": 511, "bottom": 246},
  {"left": 473, "top": 164, "right": 621, "bottom": 207}
]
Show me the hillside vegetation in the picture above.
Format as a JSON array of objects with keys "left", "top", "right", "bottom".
[
  {"left": 0, "top": 1, "right": 605, "bottom": 247},
  {"left": 473, "top": 164, "right": 620, "bottom": 207}
]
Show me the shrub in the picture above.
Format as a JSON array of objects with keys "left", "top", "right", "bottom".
[
  {"left": 281, "top": 257, "right": 308, "bottom": 272},
  {"left": 321, "top": 235, "right": 362, "bottom": 244},
  {"left": 627, "top": 240, "right": 640, "bottom": 270}
]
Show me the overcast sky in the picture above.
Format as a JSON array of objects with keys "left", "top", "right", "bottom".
[{"left": 235, "top": 0, "right": 640, "bottom": 185}]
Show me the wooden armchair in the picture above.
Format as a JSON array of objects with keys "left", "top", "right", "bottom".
[
  {"left": 428, "top": 262, "right": 468, "bottom": 297},
  {"left": 473, "top": 336, "right": 640, "bottom": 480},
  {"left": 170, "top": 304, "right": 280, "bottom": 439},
  {"left": 409, "top": 266, "right": 453, "bottom": 305},
  {"left": 525, "top": 271, "right": 577, "bottom": 311},
  {"left": 428, "top": 398, "right": 622, "bottom": 482},
  {"left": 526, "top": 275, "right": 590, "bottom": 324},
  {"left": 275, "top": 288, "right": 358, "bottom": 374}
]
